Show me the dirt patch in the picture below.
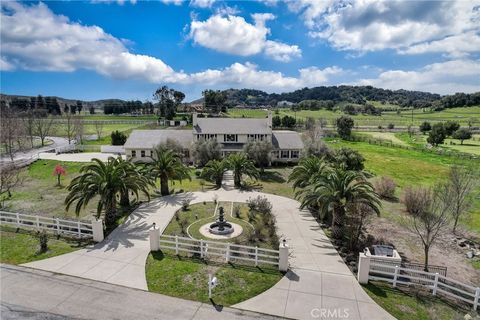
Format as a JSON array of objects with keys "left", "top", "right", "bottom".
[{"left": 366, "top": 208, "right": 480, "bottom": 286}]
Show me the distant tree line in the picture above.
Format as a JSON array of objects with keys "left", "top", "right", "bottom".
[{"left": 103, "top": 100, "right": 155, "bottom": 115}]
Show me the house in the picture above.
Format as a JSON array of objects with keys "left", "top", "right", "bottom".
[{"left": 124, "top": 112, "right": 303, "bottom": 163}]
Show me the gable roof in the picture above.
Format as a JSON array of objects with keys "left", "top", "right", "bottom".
[
  {"left": 272, "top": 131, "right": 304, "bottom": 149},
  {"left": 194, "top": 117, "right": 271, "bottom": 134},
  {"left": 124, "top": 130, "right": 192, "bottom": 149}
]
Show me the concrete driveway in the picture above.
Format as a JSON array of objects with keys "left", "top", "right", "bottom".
[{"left": 23, "top": 189, "right": 394, "bottom": 320}]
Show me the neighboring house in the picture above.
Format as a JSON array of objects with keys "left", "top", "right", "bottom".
[{"left": 124, "top": 112, "right": 303, "bottom": 163}]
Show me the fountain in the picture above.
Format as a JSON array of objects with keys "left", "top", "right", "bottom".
[{"left": 209, "top": 207, "right": 234, "bottom": 235}]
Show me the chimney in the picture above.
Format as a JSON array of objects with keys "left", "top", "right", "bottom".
[{"left": 192, "top": 112, "right": 198, "bottom": 126}]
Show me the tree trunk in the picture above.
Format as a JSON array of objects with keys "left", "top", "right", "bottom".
[
  {"left": 104, "top": 198, "right": 117, "bottom": 230},
  {"left": 452, "top": 216, "right": 459, "bottom": 233},
  {"left": 234, "top": 172, "right": 241, "bottom": 188},
  {"left": 120, "top": 189, "right": 130, "bottom": 207},
  {"left": 331, "top": 205, "right": 345, "bottom": 239},
  {"left": 57, "top": 174, "right": 60, "bottom": 186},
  {"left": 216, "top": 176, "right": 222, "bottom": 188},
  {"left": 423, "top": 245, "right": 430, "bottom": 272},
  {"left": 160, "top": 175, "right": 169, "bottom": 196}
]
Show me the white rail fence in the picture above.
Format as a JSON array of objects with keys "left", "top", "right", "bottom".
[
  {"left": 358, "top": 253, "right": 480, "bottom": 310},
  {"left": 0, "top": 211, "right": 104, "bottom": 242},
  {"left": 149, "top": 232, "right": 289, "bottom": 271}
]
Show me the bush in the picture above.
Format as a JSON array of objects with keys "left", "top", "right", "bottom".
[
  {"left": 334, "top": 147, "right": 365, "bottom": 171},
  {"left": 247, "top": 196, "right": 272, "bottom": 214},
  {"left": 111, "top": 130, "right": 127, "bottom": 145},
  {"left": 374, "top": 176, "right": 397, "bottom": 200},
  {"left": 336, "top": 116, "right": 354, "bottom": 139},
  {"left": 233, "top": 205, "right": 241, "bottom": 218},
  {"left": 36, "top": 230, "right": 48, "bottom": 253},
  {"left": 387, "top": 123, "right": 395, "bottom": 129},
  {"left": 181, "top": 200, "right": 190, "bottom": 211},
  {"left": 402, "top": 186, "right": 431, "bottom": 215}
]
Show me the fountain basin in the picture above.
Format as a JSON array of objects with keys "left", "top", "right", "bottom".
[{"left": 199, "top": 222, "right": 243, "bottom": 240}]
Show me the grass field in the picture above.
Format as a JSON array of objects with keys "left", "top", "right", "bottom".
[
  {"left": 394, "top": 132, "right": 480, "bottom": 156},
  {"left": 0, "top": 225, "right": 88, "bottom": 265},
  {"left": 225, "top": 106, "right": 480, "bottom": 127},
  {"left": 363, "top": 282, "right": 471, "bottom": 320},
  {"left": 146, "top": 251, "right": 282, "bottom": 306}
]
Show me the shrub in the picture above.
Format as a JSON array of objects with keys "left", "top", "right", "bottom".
[
  {"left": 387, "top": 123, "right": 395, "bottom": 129},
  {"left": 402, "top": 186, "right": 431, "bottom": 215},
  {"left": 336, "top": 116, "right": 354, "bottom": 139},
  {"left": 374, "top": 176, "right": 397, "bottom": 200},
  {"left": 111, "top": 130, "right": 127, "bottom": 145},
  {"left": 233, "top": 205, "right": 241, "bottom": 218},
  {"left": 178, "top": 218, "right": 189, "bottom": 235},
  {"left": 36, "top": 230, "right": 48, "bottom": 253},
  {"left": 247, "top": 196, "right": 272, "bottom": 214},
  {"left": 195, "top": 170, "right": 201, "bottom": 177},
  {"left": 181, "top": 200, "right": 190, "bottom": 211}
]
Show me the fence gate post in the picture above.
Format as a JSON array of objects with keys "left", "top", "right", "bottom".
[
  {"left": 200, "top": 240, "right": 204, "bottom": 258},
  {"left": 36, "top": 216, "right": 40, "bottom": 229},
  {"left": 77, "top": 221, "right": 81, "bottom": 237},
  {"left": 175, "top": 235, "right": 179, "bottom": 255},
  {"left": 474, "top": 287, "right": 480, "bottom": 311},
  {"left": 225, "top": 244, "right": 230, "bottom": 263},
  {"left": 16, "top": 213, "right": 20, "bottom": 227},
  {"left": 357, "top": 252, "right": 371, "bottom": 284},
  {"left": 149, "top": 226, "right": 160, "bottom": 251},
  {"left": 91, "top": 218, "right": 104, "bottom": 242},
  {"left": 393, "top": 265, "right": 399, "bottom": 288},
  {"left": 432, "top": 273, "right": 439, "bottom": 296},
  {"left": 56, "top": 218, "right": 60, "bottom": 234},
  {"left": 279, "top": 239, "right": 289, "bottom": 272},
  {"left": 255, "top": 246, "right": 258, "bottom": 267}
]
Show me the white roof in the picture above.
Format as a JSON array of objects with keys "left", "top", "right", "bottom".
[
  {"left": 272, "top": 131, "right": 304, "bottom": 149},
  {"left": 124, "top": 130, "right": 192, "bottom": 149}
]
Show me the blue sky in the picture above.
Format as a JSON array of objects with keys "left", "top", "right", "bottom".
[{"left": 1, "top": 0, "right": 479, "bottom": 101}]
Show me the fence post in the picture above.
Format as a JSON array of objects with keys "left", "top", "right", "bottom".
[
  {"left": 279, "top": 239, "right": 289, "bottom": 272},
  {"left": 91, "top": 218, "right": 104, "bottom": 242},
  {"left": 56, "top": 218, "right": 60, "bottom": 233},
  {"left": 36, "top": 215, "right": 40, "bottom": 229},
  {"left": 474, "top": 287, "right": 480, "bottom": 311},
  {"left": 77, "top": 221, "right": 81, "bottom": 237},
  {"left": 200, "top": 240, "right": 204, "bottom": 258},
  {"left": 225, "top": 243, "right": 230, "bottom": 263},
  {"left": 357, "top": 252, "right": 371, "bottom": 284},
  {"left": 175, "top": 235, "right": 179, "bottom": 255},
  {"left": 393, "top": 265, "right": 399, "bottom": 288},
  {"left": 149, "top": 225, "right": 160, "bottom": 251},
  {"left": 432, "top": 273, "right": 439, "bottom": 296},
  {"left": 255, "top": 246, "right": 258, "bottom": 267},
  {"left": 16, "top": 212, "right": 20, "bottom": 227}
]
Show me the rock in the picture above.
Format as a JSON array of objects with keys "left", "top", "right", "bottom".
[
  {"left": 464, "top": 314, "right": 472, "bottom": 320},
  {"left": 466, "top": 251, "right": 474, "bottom": 259}
]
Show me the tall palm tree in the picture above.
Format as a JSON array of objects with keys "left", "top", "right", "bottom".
[
  {"left": 150, "top": 145, "right": 191, "bottom": 196},
  {"left": 296, "top": 166, "right": 381, "bottom": 239},
  {"left": 65, "top": 157, "right": 150, "bottom": 229},
  {"left": 288, "top": 156, "right": 328, "bottom": 190},
  {"left": 117, "top": 158, "right": 152, "bottom": 208},
  {"left": 201, "top": 159, "right": 225, "bottom": 188},
  {"left": 226, "top": 153, "right": 259, "bottom": 188}
]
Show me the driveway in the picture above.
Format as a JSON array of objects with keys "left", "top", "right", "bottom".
[
  {"left": 23, "top": 189, "right": 394, "bottom": 320},
  {"left": 1, "top": 264, "right": 281, "bottom": 320},
  {"left": 0, "top": 136, "right": 69, "bottom": 164}
]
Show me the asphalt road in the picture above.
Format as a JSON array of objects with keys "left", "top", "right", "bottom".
[{"left": 0, "top": 265, "right": 284, "bottom": 320}]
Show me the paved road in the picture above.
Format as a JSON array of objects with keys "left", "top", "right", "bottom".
[
  {"left": 0, "top": 264, "right": 281, "bottom": 320},
  {"left": 0, "top": 136, "right": 70, "bottom": 165}
]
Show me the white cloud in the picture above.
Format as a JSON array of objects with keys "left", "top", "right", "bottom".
[
  {"left": 290, "top": 0, "right": 480, "bottom": 56},
  {"left": 356, "top": 59, "right": 480, "bottom": 94},
  {"left": 399, "top": 32, "right": 480, "bottom": 58},
  {"left": 161, "top": 0, "right": 183, "bottom": 5},
  {"left": 190, "top": 0, "right": 215, "bottom": 8},
  {"left": 91, "top": 0, "right": 137, "bottom": 5},
  {"left": 188, "top": 13, "right": 302, "bottom": 62}
]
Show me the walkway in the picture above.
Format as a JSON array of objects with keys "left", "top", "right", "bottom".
[
  {"left": 23, "top": 189, "right": 394, "bottom": 320},
  {"left": 1, "top": 264, "right": 281, "bottom": 320}
]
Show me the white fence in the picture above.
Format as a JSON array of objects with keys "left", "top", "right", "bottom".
[
  {"left": 150, "top": 233, "right": 288, "bottom": 271},
  {"left": 358, "top": 254, "right": 480, "bottom": 310},
  {"left": 0, "top": 211, "right": 102, "bottom": 240}
]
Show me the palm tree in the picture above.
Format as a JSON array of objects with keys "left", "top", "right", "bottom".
[
  {"left": 117, "top": 158, "right": 152, "bottom": 208},
  {"left": 150, "top": 145, "right": 191, "bottom": 196},
  {"left": 288, "top": 156, "right": 328, "bottom": 190},
  {"left": 201, "top": 159, "right": 225, "bottom": 188},
  {"left": 65, "top": 157, "right": 150, "bottom": 229},
  {"left": 225, "top": 153, "right": 259, "bottom": 188},
  {"left": 296, "top": 166, "right": 381, "bottom": 239}
]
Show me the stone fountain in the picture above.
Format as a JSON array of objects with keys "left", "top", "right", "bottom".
[{"left": 208, "top": 207, "right": 234, "bottom": 235}]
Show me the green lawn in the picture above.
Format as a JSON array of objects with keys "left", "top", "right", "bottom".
[
  {"left": 224, "top": 106, "right": 480, "bottom": 127},
  {"left": 0, "top": 226, "right": 88, "bottom": 265},
  {"left": 245, "top": 167, "right": 295, "bottom": 199},
  {"left": 363, "top": 282, "right": 472, "bottom": 320},
  {"left": 395, "top": 132, "right": 480, "bottom": 156},
  {"left": 145, "top": 251, "right": 282, "bottom": 306}
]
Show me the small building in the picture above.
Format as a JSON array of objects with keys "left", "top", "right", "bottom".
[{"left": 124, "top": 112, "right": 303, "bottom": 163}]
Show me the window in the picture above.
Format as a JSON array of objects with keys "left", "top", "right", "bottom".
[
  {"left": 141, "top": 150, "right": 145, "bottom": 158},
  {"left": 281, "top": 150, "right": 289, "bottom": 158},
  {"left": 224, "top": 134, "right": 237, "bottom": 142},
  {"left": 291, "top": 150, "right": 299, "bottom": 159},
  {"left": 272, "top": 150, "right": 279, "bottom": 158},
  {"left": 131, "top": 150, "right": 136, "bottom": 157}
]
